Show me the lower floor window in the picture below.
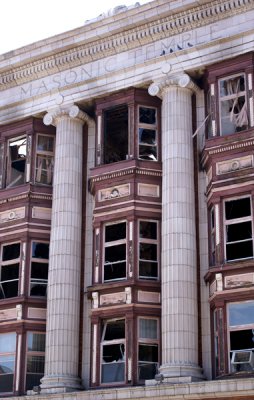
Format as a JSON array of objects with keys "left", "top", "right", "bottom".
[
  {"left": 228, "top": 301, "right": 254, "bottom": 373},
  {"left": 101, "top": 319, "right": 125, "bottom": 384},
  {"left": 26, "top": 333, "right": 45, "bottom": 390},
  {"left": 138, "top": 318, "right": 159, "bottom": 380},
  {"left": 0, "top": 332, "right": 16, "bottom": 393}
]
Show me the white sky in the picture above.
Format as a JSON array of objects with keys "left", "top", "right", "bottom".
[{"left": 0, "top": 0, "right": 151, "bottom": 55}]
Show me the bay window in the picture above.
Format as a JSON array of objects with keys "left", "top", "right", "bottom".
[
  {"left": 224, "top": 196, "right": 253, "bottom": 262},
  {"left": 7, "top": 136, "right": 27, "bottom": 188},
  {"left": 138, "top": 318, "right": 159, "bottom": 381},
  {"left": 104, "top": 222, "right": 127, "bottom": 282},
  {"left": 0, "top": 242, "right": 20, "bottom": 299},
  {"left": 30, "top": 242, "right": 49, "bottom": 297},
  {"left": 35, "top": 134, "right": 54, "bottom": 185},
  {"left": 228, "top": 301, "right": 254, "bottom": 373},
  {"left": 26, "top": 332, "right": 45, "bottom": 391},
  {"left": 139, "top": 220, "right": 159, "bottom": 280},
  {"left": 101, "top": 319, "right": 125, "bottom": 384},
  {"left": 0, "top": 333, "right": 16, "bottom": 393}
]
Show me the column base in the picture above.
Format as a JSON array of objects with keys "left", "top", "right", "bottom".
[
  {"left": 145, "top": 363, "right": 205, "bottom": 386},
  {"left": 40, "top": 375, "right": 83, "bottom": 394}
]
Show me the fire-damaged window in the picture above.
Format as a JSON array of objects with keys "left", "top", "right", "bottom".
[
  {"left": 228, "top": 301, "right": 254, "bottom": 373},
  {"left": 0, "top": 332, "right": 16, "bottom": 393},
  {"left": 138, "top": 106, "right": 158, "bottom": 161},
  {"left": 104, "top": 222, "right": 127, "bottom": 282},
  {"left": 219, "top": 74, "right": 248, "bottom": 136},
  {"left": 103, "top": 105, "right": 128, "bottom": 164},
  {"left": 138, "top": 318, "right": 159, "bottom": 381},
  {"left": 26, "top": 332, "right": 45, "bottom": 391},
  {"left": 101, "top": 319, "right": 125, "bottom": 384},
  {"left": 224, "top": 196, "right": 253, "bottom": 262},
  {"left": 35, "top": 134, "right": 54, "bottom": 185},
  {"left": 0, "top": 243, "right": 20, "bottom": 299},
  {"left": 30, "top": 242, "right": 49, "bottom": 297},
  {"left": 7, "top": 136, "right": 27, "bottom": 188},
  {"left": 139, "top": 220, "right": 159, "bottom": 280}
]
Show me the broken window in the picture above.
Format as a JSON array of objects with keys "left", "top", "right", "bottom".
[
  {"left": 228, "top": 301, "right": 254, "bottom": 373},
  {"left": 35, "top": 134, "right": 54, "bottom": 185},
  {"left": 219, "top": 74, "right": 248, "bottom": 135},
  {"left": 26, "top": 332, "right": 45, "bottom": 391},
  {"left": 224, "top": 197, "right": 253, "bottom": 261},
  {"left": 7, "top": 136, "right": 27, "bottom": 188},
  {"left": 104, "top": 222, "right": 126, "bottom": 282},
  {"left": 138, "top": 318, "right": 159, "bottom": 380},
  {"left": 0, "top": 243, "right": 20, "bottom": 299},
  {"left": 30, "top": 242, "right": 49, "bottom": 297},
  {"left": 210, "top": 207, "right": 216, "bottom": 265},
  {"left": 139, "top": 220, "right": 158, "bottom": 280},
  {"left": 138, "top": 106, "right": 158, "bottom": 161},
  {"left": 103, "top": 105, "right": 128, "bottom": 164},
  {"left": 213, "top": 308, "right": 225, "bottom": 376},
  {"left": 0, "top": 332, "right": 16, "bottom": 393},
  {"left": 101, "top": 319, "right": 125, "bottom": 383}
]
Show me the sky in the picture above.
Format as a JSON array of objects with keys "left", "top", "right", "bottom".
[{"left": 0, "top": 0, "right": 151, "bottom": 55}]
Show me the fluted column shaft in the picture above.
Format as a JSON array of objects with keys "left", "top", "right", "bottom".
[
  {"left": 40, "top": 106, "right": 90, "bottom": 393},
  {"left": 149, "top": 76, "right": 203, "bottom": 381}
]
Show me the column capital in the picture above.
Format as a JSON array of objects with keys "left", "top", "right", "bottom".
[
  {"left": 43, "top": 104, "right": 94, "bottom": 127},
  {"left": 148, "top": 73, "right": 200, "bottom": 98}
]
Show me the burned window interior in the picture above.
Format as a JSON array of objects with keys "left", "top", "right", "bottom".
[
  {"left": 104, "top": 222, "right": 126, "bottom": 282},
  {"left": 229, "top": 302, "right": 254, "bottom": 373},
  {"left": 138, "top": 107, "right": 157, "bottom": 161},
  {"left": 35, "top": 135, "right": 54, "bottom": 185},
  {"left": 219, "top": 74, "right": 248, "bottom": 135},
  {"left": 225, "top": 197, "right": 253, "bottom": 262},
  {"left": 0, "top": 243, "right": 20, "bottom": 299},
  {"left": 26, "top": 333, "right": 45, "bottom": 391},
  {"left": 7, "top": 136, "right": 27, "bottom": 188},
  {"left": 30, "top": 242, "right": 49, "bottom": 297},
  {"left": 0, "top": 332, "right": 16, "bottom": 393},
  {"left": 101, "top": 319, "right": 125, "bottom": 383},
  {"left": 103, "top": 105, "right": 128, "bottom": 164},
  {"left": 138, "top": 318, "right": 159, "bottom": 380},
  {"left": 139, "top": 220, "right": 158, "bottom": 279}
]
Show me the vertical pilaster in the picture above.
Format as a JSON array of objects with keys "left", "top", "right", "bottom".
[
  {"left": 40, "top": 105, "right": 92, "bottom": 393},
  {"left": 149, "top": 75, "right": 203, "bottom": 381}
]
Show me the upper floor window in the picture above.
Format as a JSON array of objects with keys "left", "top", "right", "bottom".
[
  {"left": 228, "top": 301, "right": 254, "bottom": 373},
  {"left": 30, "top": 242, "right": 49, "bottom": 297},
  {"left": 139, "top": 220, "right": 159, "bottom": 280},
  {"left": 26, "top": 332, "right": 45, "bottom": 391},
  {"left": 219, "top": 74, "right": 248, "bottom": 135},
  {"left": 35, "top": 134, "right": 54, "bottom": 185},
  {"left": 101, "top": 319, "right": 125, "bottom": 384},
  {"left": 7, "top": 136, "right": 27, "bottom": 188},
  {"left": 138, "top": 106, "right": 158, "bottom": 161},
  {"left": 224, "top": 196, "right": 253, "bottom": 262},
  {"left": 104, "top": 222, "right": 127, "bottom": 282},
  {"left": 0, "top": 242, "right": 20, "bottom": 299},
  {"left": 0, "top": 332, "right": 16, "bottom": 393}
]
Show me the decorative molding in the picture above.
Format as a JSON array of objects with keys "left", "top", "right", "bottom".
[
  {"left": 216, "top": 155, "right": 253, "bottom": 175},
  {"left": 0, "top": 0, "right": 252, "bottom": 90},
  {"left": 98, "top": 184, "right": 130, "bottom": 202},
  {"left": 138, "top": 183, "right": 160, "bottom": 197},
  {"left": 0, "top": 207, "right": 25, "bottom": 224},
  {"left": 32, "top": 206, "right": 52, "bottom": 220},
  {"left": 138, "top": 290, "right": 160, "bottom": 303},
  {"left": 205, "top": 138, "right": 254, "bottom": 156},
  {"left": 100, "top": 291, "right": 127, "bottom": 306},
  {"left": 149, "top": 73, "right": 201, "bottom": 98},
  {"left": 16, "top": 304, "right": 22, "bottom": 320},
  {"left": 27, "top": 307, "right": 47, "bottom": 319},
  {"left": 0, "top": 308, "right": 16, "bottom": 321},
  {"left": 90, "top": 167, "right": 162, "bottom": 186},
  {"left": 92, "top": 292, "right": 99, "bottom": 309},
  {"left": 43, "top": 105, "right": 93, "bottom": 127},
  {"left": 225, "top": 273, "right": 254, "bottom": 288}
]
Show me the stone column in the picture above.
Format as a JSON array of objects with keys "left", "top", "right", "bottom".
[
  {"left": 149, "top": 75, "right": 203, "bottom": 382},
  {"left": 40, "top": 105, "right": 92, "bottom": 393}
]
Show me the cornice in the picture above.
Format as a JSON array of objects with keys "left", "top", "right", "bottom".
[{"left": 0, "top": 0, "right": 253, "bottom": 91}]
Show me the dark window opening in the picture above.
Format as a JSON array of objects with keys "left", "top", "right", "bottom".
[
  {"left": 139, "top": 221, "right": 158, "bottom": 280},
  {"left": 104, "top": 223, "right": 126, "bottom": 282},
  {"left": 104, "top": 105, "right": 128, "bottom": 164},
  {"left": 30, "top": 242, "right": 49, "bottom": 297},
  {"left": 225, "top": 198, "right": 251, "bottom": 220},
  {"left": 105, "top": 222, "right": 126, "bottom": 242},
  {"left": 26, "top": 333, "right": 45, "bottom": 391},
  {"left": 138, "top": 106, "right": 157, "bottom": 161},
  {"left": 7, "top": 137, "right": 27, "bottom": 188},
  {"left": 0, "top": 243, "right": 20, "bottom": 299}
]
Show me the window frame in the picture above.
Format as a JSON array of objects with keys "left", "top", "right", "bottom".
[
  {"left": 103, "top": 221, "right": 127, "bottom": 283},
  {"left": 6, "top": 134, "right": 27, "bottom": 188},
  {"left": 138, "top": 219, "right": 159, "bottom": 281},
  {"left": 137, "top": 105, "right": 158, "bottom": 162},
  {"left": 34, "top": 133, "right": 55, "bottom": 186},
  {"left": 100, "top": 318, "right": 126, "bottom": 385},
  {"left": 137, "top": 317, "right": 159, "bottom": 382},
  {"left": 0, "top": 332, "right": 16, "bottom": 394},
  {"left": 25, "top": 332, "right": 45, "bottom": 391},
  {"left": 0, "top": 242, "right": 21, "bottom": 299},
  {"left": 223, "top": 195, "right": 253, "bottom": 262},
  {"left": 29, "top": 241, "right": 49, "bottom": 297}
]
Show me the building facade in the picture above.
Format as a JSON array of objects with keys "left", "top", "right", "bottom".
[{"left": 0, "top": 1, "right": 254, "bottom": 399}]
